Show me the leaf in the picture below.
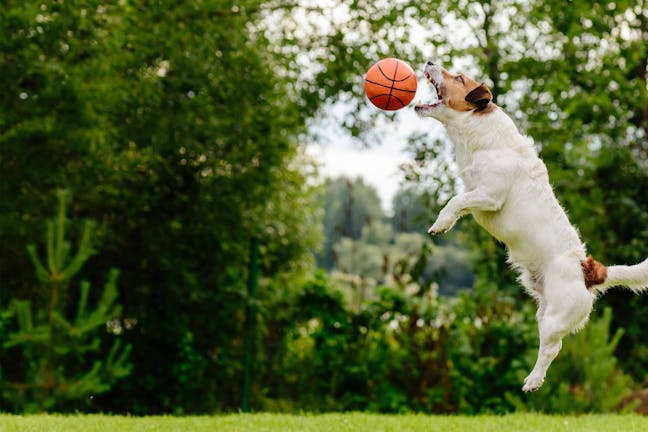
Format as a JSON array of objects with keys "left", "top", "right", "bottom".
[{"left": 26, "top": 244, "right": 51, "bottom": 283}]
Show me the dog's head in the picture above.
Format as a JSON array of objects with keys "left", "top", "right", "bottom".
[{"left": 415, "top": 62, "right": 495, "bottom": 123}]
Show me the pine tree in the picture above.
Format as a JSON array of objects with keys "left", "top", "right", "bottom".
[{"left": 1, "top": 190, "right": 131, "bottom": 412}]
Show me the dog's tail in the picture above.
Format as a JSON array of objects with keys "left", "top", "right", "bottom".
[{"left": 582, "top": 256, "right": 648, "bottom": 295}]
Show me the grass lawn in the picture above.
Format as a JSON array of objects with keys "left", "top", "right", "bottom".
[{"left": 1, "top": 413, "right": 647, "bottom": 432}]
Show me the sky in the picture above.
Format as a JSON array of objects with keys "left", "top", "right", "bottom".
[
  {"left": 307, "top": 73, "right": 440, "bottom": 214},
  {"left": 306, "top": 123, "right": 410, "bottom": 213}
]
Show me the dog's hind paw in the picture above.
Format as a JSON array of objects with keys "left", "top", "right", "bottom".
[{"left": 522, "top": 374, "right": 544, "bottom": 392}]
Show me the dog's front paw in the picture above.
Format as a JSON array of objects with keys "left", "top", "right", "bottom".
[
  {"left": 427, "top": 224, "right": 446, "bottom": 236},
  {"left": 427, "top": 216, "right": 454, "bottom": 235},
  {"left": 522, "top": 373, "right": 544, "bottom": 392}
]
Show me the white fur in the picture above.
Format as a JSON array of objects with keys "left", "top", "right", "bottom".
[
  {"left": 593, "top": 260, "right": 648, "bottom": 294},
  {"left": 416, "top": 63, "right": 648, "bottom": 392}
]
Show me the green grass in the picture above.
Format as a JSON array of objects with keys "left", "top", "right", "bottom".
[{"left": 0, "top": 413, "right": 647, "bottom": 432}]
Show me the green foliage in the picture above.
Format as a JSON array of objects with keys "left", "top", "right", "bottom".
[
  {"left": 320, "top": 178, "right": 474, "bottom": 303},
  {"left": 445, "top": 287, "right": 537, "bottom": 414},
  {"left": 0, "top": 191, "right": 130, "bottom": 413},
  {"left": 1, "top": 0, "right": 646, "bottom": 415},
  {"left": 318, "top": 177, "right": 385, "bottom": 269},
  {"left": 0, "top": 0, "right": 321, "bottom": 414},
  {"left": 391, "top": 187, "right": 433, "bottom": 234},
  {"left": 266, "top": 273, "right": 632, "bottom": 414},
  {"left": 261, "top": 276, "right": 535, "bottom": 413}
]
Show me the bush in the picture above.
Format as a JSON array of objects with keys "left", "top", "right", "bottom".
[{"left": 265, "top": 272, "right": 634, "bottom": 414}]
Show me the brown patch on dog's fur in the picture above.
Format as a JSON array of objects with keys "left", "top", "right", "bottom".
[
  {"left": 465, "top": 83, "right": 492, "bottom": 111},
  {"left": 440, "top": 70, "right": 483, "bottom": 112},
  {"left": 581, "top": 255, "right": 608, "bottom": 288},
  {"left": 473, "top": 100, "right": 498, "bottom": 114},
  {"left": 438, "top": 69, "right": 495, "bottom": 113}
]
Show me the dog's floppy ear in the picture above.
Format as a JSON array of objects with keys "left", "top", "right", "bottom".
[{"left": 465, "top": 83, "right": 492, "bottom": 111}]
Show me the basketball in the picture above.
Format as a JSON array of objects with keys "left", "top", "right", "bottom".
[{"left": 364, "top": 58, "right": 417, "bottom": 111}]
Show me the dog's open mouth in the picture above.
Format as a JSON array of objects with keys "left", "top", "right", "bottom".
[{"left": 415, "top": 71, "right": 443, "bottom": 110}]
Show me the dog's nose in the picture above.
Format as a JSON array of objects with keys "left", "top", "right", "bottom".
[{"left": 426, "top": 61, "right": 434, "bottom": 66}]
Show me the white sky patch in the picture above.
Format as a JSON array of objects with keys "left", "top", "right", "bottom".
[{"left": 307, "top": 133, "right": 409, "bottom": 213}]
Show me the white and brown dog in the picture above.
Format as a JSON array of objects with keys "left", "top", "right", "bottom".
[{"left": 415, "top": 61, "right": 648, "bottom": 392}]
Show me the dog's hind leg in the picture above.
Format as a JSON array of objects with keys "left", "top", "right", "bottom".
[
  {"left": 522, "top": 261, "right": 593, "bottom": 392},
  {"left": 522, "top": 314, "right": 567, "bottom": 392}
]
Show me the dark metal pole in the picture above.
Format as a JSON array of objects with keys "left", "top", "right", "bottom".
[{"left": 242, "top": 237, "right": 259, "bottom": 412}]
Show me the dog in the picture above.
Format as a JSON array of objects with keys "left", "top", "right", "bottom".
[{"left": 415, "top": 61, "right": 648, "bottom": 392}]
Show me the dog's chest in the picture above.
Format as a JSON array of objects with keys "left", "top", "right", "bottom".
[
  {"left": 455, "top": 149, "right": 504, "bottom": 191},
  {"left": 458, "top": 164, "right": 481, "bottom": 190}
]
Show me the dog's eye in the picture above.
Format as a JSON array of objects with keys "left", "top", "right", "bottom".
[{"left": 455, "top": 75, "right": 464, "bottom": 83}]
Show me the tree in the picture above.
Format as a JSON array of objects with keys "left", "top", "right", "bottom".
[
  {"left": 1, "top": 1, "right": 321, "bottom": 413},
  {"left": 318, "top": 177, "right": 385, "bottom": 269},
  {"left": 1, "top": 190, "right": 130, "bottom": 412},
  {"left": 278, "top": 0, "right": 648, "bottom": 392},
  {"left": 391, "top": 187, "right": 431, "bottom": 234}
]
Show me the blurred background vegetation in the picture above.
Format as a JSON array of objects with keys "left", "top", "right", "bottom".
[{"left": 1, "top": 0, "right": 647, "bottom": 415}]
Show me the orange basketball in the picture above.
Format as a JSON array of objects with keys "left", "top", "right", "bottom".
[{"left": 364, "top": 58, "right": 417, "bottom": 111}]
